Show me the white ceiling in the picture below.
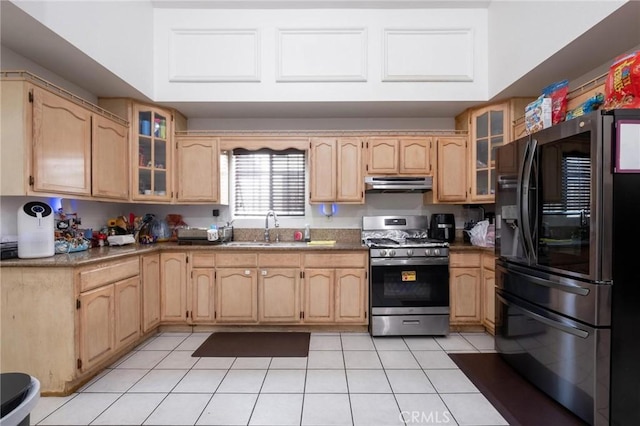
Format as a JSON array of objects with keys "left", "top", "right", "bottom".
[{"left": 1, "top": 0, "right": 639, "bottom": 119}]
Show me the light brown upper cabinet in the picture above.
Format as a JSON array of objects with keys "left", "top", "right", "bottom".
[
  {"left": 366, "top": 137, "right": 432, "bottom": 176},
  {"left": 92, "top": 115, "right": 129, "bottom": 200},
  {"left": 1, "top": 74, "right": 130, "bottom": 199},
  {"left": 430, "top": 136, "right": 468, "bottom": 203},
  {"left": 98, "top": 97, "right": 187, "bottom": 202},
  {"left": 309, "top": 137, "right": 364, "bottom": 204},
  {"left": 176, "top": 136, "right": 220, "bottom": 202},
  {"left": 454, "top": 98, "right": 533, "bottom": 203},
  {"left": 31, "top": 86, "right": 92, "bottom": 196}
]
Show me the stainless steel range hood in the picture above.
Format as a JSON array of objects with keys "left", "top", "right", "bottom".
[{"left": 364, "top": 176, "right": 433, "bottom": 193}]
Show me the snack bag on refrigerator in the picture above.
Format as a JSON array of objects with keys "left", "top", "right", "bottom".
[{"left": 604, "top": 50, "right": 640, "bottom": 109}]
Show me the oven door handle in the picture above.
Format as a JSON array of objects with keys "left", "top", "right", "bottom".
[
  {"left": 370, "top": 257, "right": 449, "bottom": 266},
  {"left": 497, "top": 293, "right": 589, "bottom": 339}
]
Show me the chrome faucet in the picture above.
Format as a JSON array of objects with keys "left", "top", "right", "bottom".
[{"left": 264, "top": 210, "right": 280, "bottom": 243}]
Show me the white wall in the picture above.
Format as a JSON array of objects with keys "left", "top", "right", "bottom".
[
  {"left": 188, "top": 116, "right": 455, "bottom": 131},
  {"left": 11, "top": 0, "right": 155, "bottom": 97},
  {"left": 153, "top": 8, "right": 489, "bottom": 103},
  {"left": 487, "top": 1, "right": 625, "bottom": 96},
  {"left": 0, "top": 46, "right": 98, "bottom": 102},
  {"left": 0, "top": 194, "right": 477, "bottom": 239},
  {"left": 0, "top": 196, "right": 127, "bottom": 240}
]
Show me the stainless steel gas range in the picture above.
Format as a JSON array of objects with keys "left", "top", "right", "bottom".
[{"left": 362, "top": 215, "right": 450, "bottom": 336}]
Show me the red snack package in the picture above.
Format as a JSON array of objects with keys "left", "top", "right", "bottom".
[
  {"left": 604, "top": 51, "right": 640, "bottom": 109},
  {"left": 542, "top": 80, "right": 569, "bottom": 124}
]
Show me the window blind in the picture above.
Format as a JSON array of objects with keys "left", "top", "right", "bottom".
[
  {"left": 233, "top": 148, "right": 305, "bottom": 216},
  {"left": 562, "top": 154, "right": 591, "bottom": 213}
]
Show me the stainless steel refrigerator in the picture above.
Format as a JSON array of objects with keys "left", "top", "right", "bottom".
[{"left": 495, "top": 109, "right": 640, "bottom": 425}]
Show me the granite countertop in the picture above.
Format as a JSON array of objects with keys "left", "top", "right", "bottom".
[
  {"left": 449, "top": 240, "right": 496, "bottom": 254},
  {"left": 0, "top": 241, "right": 369, "bottom": 267}
]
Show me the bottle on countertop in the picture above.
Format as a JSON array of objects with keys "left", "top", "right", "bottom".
[{"left": 304, "top": 224, "right": 311, "bottom": 242}]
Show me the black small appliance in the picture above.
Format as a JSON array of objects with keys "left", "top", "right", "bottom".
[{"left": 429, "top": 213, "right": 455, "bottom": 242}]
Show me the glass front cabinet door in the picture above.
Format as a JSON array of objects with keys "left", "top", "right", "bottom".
[
  {"left": 133, "top": 105, "right": 172, "bottom": 200},
  {"left": 470, "top": 104, "right": 508, "bottom": 202}
]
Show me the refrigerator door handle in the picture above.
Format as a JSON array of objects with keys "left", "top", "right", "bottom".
[
  {"left": 499, "top": 264, "right": 590, "bottom": 296},
  {"left": 517, "top": 139, "right": 532, "bottom": 261},
  {"left": 497, "top": 293, "right": 589, "bottom": 339},
  {"left": 521, "top": 137, "right": 538, "bottom": 262}
]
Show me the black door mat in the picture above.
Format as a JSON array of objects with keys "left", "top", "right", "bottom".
[
  {"left": 192, "top": 332, "right": 310, "bottom": 357},
  {"left": 449, "top": 353, "right": 588, "bottom": 426}
]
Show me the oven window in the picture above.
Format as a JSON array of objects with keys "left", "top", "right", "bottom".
[{"left": 370, "top": 264, "right": 449, "bottom": 308}]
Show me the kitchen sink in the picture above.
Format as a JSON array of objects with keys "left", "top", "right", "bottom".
[{"left": 224, "top": 241, "right": 307, "bottom": 247}]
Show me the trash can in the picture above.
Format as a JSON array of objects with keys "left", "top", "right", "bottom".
[{"left": 0, "top": 373, "right": 40, "bottom": 426}]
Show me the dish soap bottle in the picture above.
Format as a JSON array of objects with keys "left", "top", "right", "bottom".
[{"left": 304, "top": 224, "right": 311, "bottom": 242}]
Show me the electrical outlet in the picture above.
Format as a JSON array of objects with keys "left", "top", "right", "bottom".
[{"left": 212, "top": 209, "right": 219, "bottom": 217}]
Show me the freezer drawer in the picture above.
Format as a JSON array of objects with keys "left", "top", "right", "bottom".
[
  {"left": 497, "top": 260, "right": 611, "bottom": 327},
  {"left": 495, "top": 289, "right": 610, "bottom": 426}
]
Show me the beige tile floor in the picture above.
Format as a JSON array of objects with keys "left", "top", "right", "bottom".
[{"left": 30, "top": 331, "right": 507, "bottom": 426}]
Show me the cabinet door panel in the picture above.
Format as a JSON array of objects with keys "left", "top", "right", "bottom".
[
  {"left": 216, "top": 268, "right": 258, "bottom": 322},
  {"left": 368, "top": 138, "right": 398, "bottom": 174},
  {"left": 436, "top": 137, "right": 467, "bottom": 202},
  {"left": 32, "top": 87, "right": 91, "bottom": 195},
  {"left": 133, "top": 106, "right": 172, "bottom": 201},
  {"left": 192, "top": 269, "right": 215, "bottom": 323},
  {"left": 303, "top": 269, "right": 334, "bottom": 323},
  {"left": 450, "top": 268, "right": 481, "bottom": 323},
  {"left": 160, "top": 253, "right": 187, "bottom": 322},
  {"left": 336, "top": 138, "right": 364, "bottom": 202},
  {"left": 259, "top": 268, "right": 300, "bottom": 322},
  {"left": 483, "top": 268, "right": 496, "bottom": 334},
  {"left": 399, "top": 138, "right": 431, "bottom": 175},
  {"left": 114, "top": 276, "right": 140, "bottom": 350},
  {"left": 335, "top": 269, "right": 367, "bottom": 323},
  {"left": 142, "top": 254, "right": 161, "bottom": 332},
  {"left": 92, "top": 115, "right": 128, "bottom": 199},
  {"left": 177, "top": 137, "right": 219, "bottom": 202},
  {"left": 309, "top": 138, "right": 337, "bottom": 202},
  {"left": 79, "top": 285, "right": 114, "bottom": 371}
]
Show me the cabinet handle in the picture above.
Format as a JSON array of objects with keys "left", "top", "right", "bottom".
[
  {"left": 261, "top": 270, "right": 267, "bottom": 276},
  {"left": 244, "top": 270, "right": 251, "bottom": 275}
]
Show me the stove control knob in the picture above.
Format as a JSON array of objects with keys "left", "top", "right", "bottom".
[
  {"left": 388, "top": 249, "right": 396, "bottom": 257},
  {"left": 425, "top": 249, "right": 432, "bottom": 256},
  {"left": 379, "top": 249, "right": 387, "bottom": 257},
  {"left": 434, "top": 249, "right": 440, "bottom": 256},
  {"left": 406, "top": 249, "right": 414, "bottom": 257}
]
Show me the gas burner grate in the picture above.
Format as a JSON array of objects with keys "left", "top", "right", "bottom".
[{"left": 366, "top": 238, "right": 400, "bottom": 246}]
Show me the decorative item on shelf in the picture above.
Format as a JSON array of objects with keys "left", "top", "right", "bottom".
[{"left": 139, "top": 119, "right": 151, "bottom": 136}]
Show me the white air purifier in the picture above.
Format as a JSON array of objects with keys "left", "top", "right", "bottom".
[{"left": 18, "top": 201, "right": 55, "bottom": 258}]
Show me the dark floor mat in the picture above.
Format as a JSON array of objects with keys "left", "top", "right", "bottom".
[
  {"left": 192, "top": 332, "right": 310, "bottom": 357},
  {"left": 449, "top": 353, "right": 588, "bottom": 426}
]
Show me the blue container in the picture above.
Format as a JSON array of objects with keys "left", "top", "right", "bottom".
[{"left": 139, "top": 120, "right": 151, "bottom": 136}]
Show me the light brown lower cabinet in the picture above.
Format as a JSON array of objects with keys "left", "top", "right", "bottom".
[
  {"left": 160, "top": 252, "right": 188, "bottom": 323},
  {"left": 78, "top": 284, "right": 115, "bottom": 372},
  {"left": 449, "top": 250, "right": 497, "bottom": 334},
  {"left": 258, "top": 268, "right": 301, "bottom": 323},
  {"left": 303, "top": 252, "right": 368, "bottom": 325},
  {"left": 303, "top": 269, "right": 335, "bottom": 323},
  {"left": 141, "top": 254, "right": 161, "bottom": 332},
  {"left": 191, "top": 268, "right": 216, "bottom": 323},
  {"left": 449, "top": 252, "right": 482, "bottom": 325},
  {"left": 482, "top": 254, "right": 496, "bottom": 335},
  {"left": 114, "top": 276, "right": 141, "bottom": 350},
  {"left": 216, "top": 268, "right": 258, "bottom": 322},
  {"left": 77, "top": 258, "right": 141, "bottom": 373}
]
